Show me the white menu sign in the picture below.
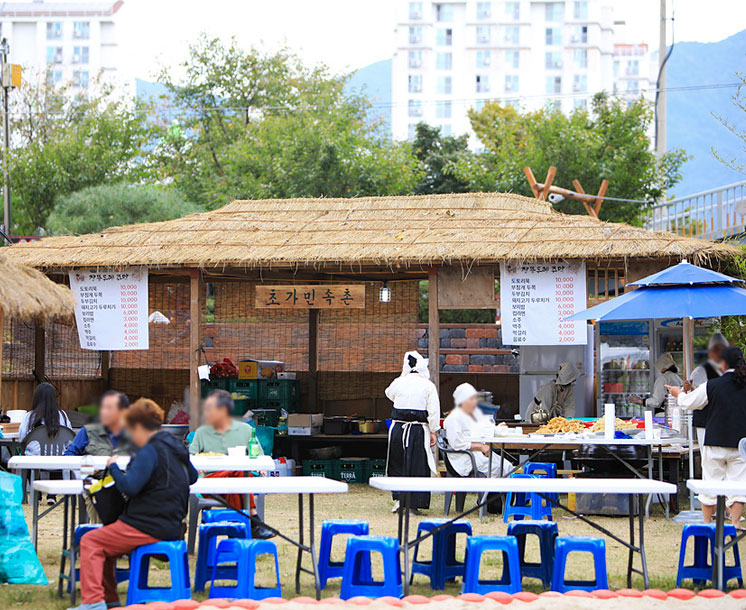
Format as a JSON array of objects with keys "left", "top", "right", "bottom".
[
  {"left": 500, "top": 261, "right": 587, "bottom": 346},
  {"left": 69, "top": 268, "right": 149, "bottom": 350}
]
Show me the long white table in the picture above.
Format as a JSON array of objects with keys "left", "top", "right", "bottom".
[
  {"left": 32, "top": 476, "right": 347, "bottom": 603},
  {"left": 370, "top": 476, "right": 676, "bottom": 593},
  {"left": 686, "top": 479, "right": 746, "bottom": 591}
]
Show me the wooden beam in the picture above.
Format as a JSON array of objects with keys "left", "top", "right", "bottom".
[
  {"left": 572, "top": 179, "right": 597, "bottom": 218},
  {"left": 523, "top": 166, "right": 541, "bottom": 198},
  {"left": 428, "top": 268, "right": 440, "bottom": 391},
  {"left": 189, "top": 270, "right": 202, "bottom": 429},
  {"left": 100, "top": 350, "right": 111, "bottom": 390},
  {"left": 594, "top": 179, "right": 609, "bottom": 216},
  {"left": 539, "top": 166, "right": 556, "bottom": 201},
  {"left": 34, "top": 320, "right": 45, "bottom": 383},
  {"left": 308, "top": 309, "right": 319, "bottom": 413}
]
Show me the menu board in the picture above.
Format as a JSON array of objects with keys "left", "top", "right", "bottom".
[
  {"left": 69, "top": 268, "right": 149, "bottom": 350},
  {"left": 500, "top": 261, "right": 587, "bottom": 345}
]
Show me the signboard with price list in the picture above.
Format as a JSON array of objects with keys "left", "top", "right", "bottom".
[
  {"left": 69, "top": 268, "right": 149, "bottom": 350},
  {"left": 500, "top": 261, "right": 587, "bottom": 346}
]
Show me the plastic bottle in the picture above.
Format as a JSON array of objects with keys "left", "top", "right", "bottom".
[{"left": 248, "top": 427, "right": 260, "bottom": 458}]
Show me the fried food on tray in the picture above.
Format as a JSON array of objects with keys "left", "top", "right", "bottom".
[
  {"left": 588, "top": 417, "right": 637, "bottom": 432},
  {"left": 536, "top": 417, "right": 585, "bottom": 434},
  {"left": 196, "top": 452, "right": 225, "bottom": 457}
]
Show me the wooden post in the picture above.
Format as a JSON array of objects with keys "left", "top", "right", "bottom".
[
  {"left": 523, "top": 167, "right": 541, "bottom": 198},
  {"left": 34, "top": 320, "right": 45, "bottom": 383},
  {"left": 428, "top": 268, "right": 440, "bottom": 391},
  {"left": 308, "top": 309, "right": 319, "bottom": 413},
  {"left": 539, "top": 166, "right": 556, "bottom": 201},
  {"left": 100, "top": 350, "right": 111, "bottom": 390},
  {"left": 594, "top": 179, "right": 609, "bottom": 217},
  {"left": 572, "top": 179, "right": 597, "bottom": 218},
  {"left": 189, "top": 270, "right": 202, "bottom": 429}
]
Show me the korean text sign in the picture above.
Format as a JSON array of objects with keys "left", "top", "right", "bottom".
[{"left": 255, "top": 285, "right": 365, "bottom": 309}]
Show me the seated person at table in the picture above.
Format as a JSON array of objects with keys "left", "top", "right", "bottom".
[
  {"left": 64, "top": 391, "right": 135, "bottom": 457},
  {"left": 19, "top": 382, "right": 72, "bottom": 455},
  {"left": 70, "top": 398, "right": 198, "bottom": 610},
  {"left": 444, "top": 383, "right": 512, "bottom": 478},
  {"left": 668, "top": 346, "right": 746, "bottom": 528},
  {"left": 189, "top": 389, "right": 273, "bottom": 539}
]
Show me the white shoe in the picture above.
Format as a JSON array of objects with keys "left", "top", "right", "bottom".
[
  {"left": 67, "top": 602, "right": 107, "bottom": 610},
  {"left": 391, "top": 500, "right": 400, "bottom": 513}
]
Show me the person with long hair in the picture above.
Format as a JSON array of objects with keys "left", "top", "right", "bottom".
[
  {"left": 668, "top": 346, "right": 746, "bottom": 527},
  {"left": 19, "top": 382, "right": 71, "bottom": 441}
]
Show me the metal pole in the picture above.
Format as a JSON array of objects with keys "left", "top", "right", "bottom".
[
  {"left": 1, "top": 39, "right": 10, "bottom": 236},
  {"left": 655, "top": 0, "right": 667, "bottom": 157}
]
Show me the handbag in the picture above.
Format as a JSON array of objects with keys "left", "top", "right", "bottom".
[{"left": 84, "top": 469, "right": 126, "bottom": 525}]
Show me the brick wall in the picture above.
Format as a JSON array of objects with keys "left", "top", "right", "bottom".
[{"left": 416, "top": 324, "right": 520, "bottom": 373}]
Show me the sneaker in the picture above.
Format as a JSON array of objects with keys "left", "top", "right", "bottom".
[
  {"left": 106, "top": 602, "right": 122, "bottom": 609},
  {"left": 391, "top": 500, "right": 400, "bottom": 513},
  {"left": 251, "top": 522, "right": 276, "bottom": 540},
  {"left": 66, "top": 602, "right": 108, "bottom": 610},
  {"left": 47, "top": 495, "right": 56, "bottom": 506}
]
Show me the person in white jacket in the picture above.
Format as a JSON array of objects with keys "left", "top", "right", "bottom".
[{"left": 385, "top": 351, "right": 440, "bottom": 512}]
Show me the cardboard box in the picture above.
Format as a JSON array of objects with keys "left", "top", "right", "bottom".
[
  {"left": 277, "top": 372, "right": 296, "bottom": 380},
  {"left": 288, "top": 413, "right": 323, "bottom": 428},
  {"left": 237, "top": 359, "right": 284, "bottom": 380},
  {"left": 288, "top": 426, "right": 322, "bottom": 436}
]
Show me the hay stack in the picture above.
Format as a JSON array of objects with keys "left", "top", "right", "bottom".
[{"left": 0, "top": 250, "right": 74, "bottom": 319}]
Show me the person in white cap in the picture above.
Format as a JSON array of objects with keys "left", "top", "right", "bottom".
[
  {"left": 385, "top": 351, "right": 440, "bottom": 513},
  {"left": 687, "top": 333, "right": 729, "bottom": 447},
  {"left": 526, "top": 362, "right": 580, "bottom": 419},
  {"left": 630, "top": 352, "right": 682, "bottom": 413},
  {"left": 444, "top": 383, "right": 511, "bottom": 478}
]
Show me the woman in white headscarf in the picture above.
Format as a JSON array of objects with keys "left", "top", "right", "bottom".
[
  {"left": 385, "top": 351, "right": 440, "bottom": 512},
  {"left": 630, "top": 352, "right": 682, "bottom": 413}
]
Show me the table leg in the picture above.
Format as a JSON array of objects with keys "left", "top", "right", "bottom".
[
  {"left": 295, "top": 493, "right": 304, "bottom": 595},
  {"left": 645, "top": 446, "right": 653, "bottom": 519},
  {"left": 309, "top": 494, "right": 321, "bottom": 601},
  {"left": 402, "top": 492, "right": 411, "bottom": 596},
  {"left": 626, "top": 494, "right": 634, "bottom": 588},
  {"left": 714, "top": 495, "right": 726, "bottom": 591},
  {"left": 638, "top": 494, "right": 649, "bottom": 589},
  {"left": 69, "top": 495, "right": 78, "bottom": 605},
  {"left": 31, "top": 484, "right": 39, "bottom": 550},
  {"left": 658, "top": 445, "right": 669, "bottom": 519},
  {"left": 58, "top": 496, "right": 69, "bottom": 598}
]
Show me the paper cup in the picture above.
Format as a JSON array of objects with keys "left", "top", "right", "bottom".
[{"left": 227, "top": 446, "right": 247, "bottom": 457}]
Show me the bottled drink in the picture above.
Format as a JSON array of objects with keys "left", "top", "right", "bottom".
[
  {"left": 248, "top": 428, "right": 260, "bottom": 458},
  {"left": 80, "top": 455, "right": 95, "bottom": 477}
]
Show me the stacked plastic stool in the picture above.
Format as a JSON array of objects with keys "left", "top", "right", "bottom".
[
  {"left": 126, "top": 540, "right": 191, "bottom": 605},
  {"left": 524, "top": 461, "right": 559, "bottom": 504},
  {"left": 507, "top": 520, "right": 558, "bottom": 587},
  {"left": 676, "top": 523, "right": 743, "bottom": 587},
  {"left": 503, "top": 474, "right": 553, "bottom": 523},
  {"left": 411, "top": 518, "right": 472, "bottom": 589},
  {"left": 462, "top": 535, "right": 522, "bottom": 594},
  {"left": 66, "top": 524, "right": 129, "bottom": 593},
  {"left": 340, "top": 536, "right": 402, "bottom": 600},
  {"left": 202, "top": 508, "right": 254, "bottom": 528},
  {"left": 551, "top": 537, "right": 608, "bottom": 592},
  {"left": 318, "top": 520, "right": 370, "bottom": 589},
  {"left": 208, "top": 538, "right": 282, "bottom": 600},
  {"left": 194, "top": 521, "right": 250, "bottom": 591}
]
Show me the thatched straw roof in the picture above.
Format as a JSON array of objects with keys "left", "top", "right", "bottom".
[
  {"left": 0, "top": 250, "right": 75, "bottom": 319},
  {"left": 5, "top": 193, "right": 738, "bottom": 270}
]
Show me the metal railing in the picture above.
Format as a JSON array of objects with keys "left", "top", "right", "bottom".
[{"left": 645, "top": 180, "right": 746, "bottom": 241}]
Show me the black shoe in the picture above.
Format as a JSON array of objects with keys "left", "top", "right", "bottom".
[{"left": 251, "top": 522, "right": 276, "bottom": 539}]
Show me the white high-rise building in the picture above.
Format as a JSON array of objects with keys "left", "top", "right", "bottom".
[
  {"left": 392, "top": 0, "right": 648, "bottom": 142},
  {"left": 0, "top": 0, "right": 123, "bottom": 90}
]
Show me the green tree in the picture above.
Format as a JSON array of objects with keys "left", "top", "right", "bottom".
[
  {"left": 455, "top": 93, "right": 688, "bottom": 224},
  {"left": 46, "top": 184, "right": 203, "bottom": 235},
  {"left": 412, "top": 123, "right": 472, "bottom": 195},
  {"left": 713, "top": 72, "right": 746, "bottom": 175}
]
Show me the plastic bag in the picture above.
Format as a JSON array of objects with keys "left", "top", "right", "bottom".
[{"left": 0, "top": 471, "right": 48, "bottom": 585}]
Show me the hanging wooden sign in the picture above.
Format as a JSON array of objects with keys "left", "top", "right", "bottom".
[{"left": 255, "top": 285, "right": 366, "bottom": 309}]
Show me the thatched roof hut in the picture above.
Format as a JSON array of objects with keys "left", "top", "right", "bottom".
[{"left": 4, "top": 193, "right": 737, "bottom": 270}]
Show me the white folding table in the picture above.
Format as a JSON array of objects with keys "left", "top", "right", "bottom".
[
  {"left": 370, "top": 476, "right": 676, "bottom": 594},
  {"left": 686, "top": 479, "right": 746, "bottom": 591}
]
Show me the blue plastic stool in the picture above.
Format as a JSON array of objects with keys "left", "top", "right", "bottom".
[
  {"left": 462, "top": 535, "right": 521, "bottom": 594},
  {"left": 194, "top": 521, "right": 250, "bottom": 592},
  {"left": 340, "top": 536, "right": 402, "bottom": 600},
  {"left": 551, "top": 537, "right": 608, "bottom": 592},
  {"left": 209, "top": 538, "right": 281, "bottom": 600},
  {"left": 66, "top": 524, "right": 129, "bottom": 594},
  {"left": 126, "top": 541, "right": 191, "bottom": 605},
  {"left": 318, "top": 520, "right": 370, "bottom": 589},
  {"left": 412, "top": 518, "right": 472, "bottom": 589},
  {"left": 507, "top": 520, "right": 558, "bottom": 587},
  {"left": 524, "top": 462, "right": 559, "bottom": 503},
  {"left": 676, "top": 523, "right": 743, "bottom": 587},
  {"left": 202, "top": 508, "right": 254, "bottom": 528},
  {"left": 503, "top": 474, "right": 553, "bottom": 523}
]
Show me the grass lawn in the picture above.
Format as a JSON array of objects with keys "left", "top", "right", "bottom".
[{"left": 1, "top": 486, "right": 741, "bottom": 608}]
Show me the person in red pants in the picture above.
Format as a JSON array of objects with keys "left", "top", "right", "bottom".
[{"left": 69, "top": 399, "right": 198, "bottom": 610}]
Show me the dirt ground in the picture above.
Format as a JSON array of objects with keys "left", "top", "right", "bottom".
[{"left": 1, "top": 486, "right": 743, "bottom": 609}]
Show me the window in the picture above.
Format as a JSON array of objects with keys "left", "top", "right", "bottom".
[
  {"left": 408, "top": 74, "right": 423, "bottom": 93},
  {"left": 545, "top": 51, "right": 562, "bottom": 69},
  {"left": 546, "top": 75, "right": 562, "bottom": 94},
  {"left": 476, "top": 74, "right": 490, "bottom": 93},
  {"left": 409, "top": 26, "right": 423, "bottom": 44},
  {"left": 440, "top": 124, "right": 452, "bottom": 136},
  {"left": 572, "top": 25, "right": 588, "bottom": 43},
  {"left": 408, "top": 50, "right": 422, "bottom": 68},
  {"left": 73, "top": 21, "right": 90, "bottom": 39},
  {"left": 505, "top": 1, "right": 520, "bottom": 19},
  {"left": 73, "top": 46, "right": 89, "bottom": 64},
  {"left": 46, "top": 22, "right": 62, "bottom": 40},
  {"left": 436, "top": 52, "right": 452, "bottom": 70},
  {"left": 504, "top": 25, "right": 520, "bottom": 44},
  {"left": 573, "top": 1, "right": 588, "bottom": 19},
  {"left": 46, "top": 69, "right": 63, "bottom": 87},
  {"left": 408, "top": 123, "right": 418, "bottom": 139},
  {"left": 626, "top": 59, "right": 639, "bottom": 75},
  {"left": 73, "top": 70, "right": 89, "bottom": 88},
  {"left": 436, "top": 101, "right": 452, "bottom": 118},
  {"left": 437, "top": 76, "right": 452, "bottom": 94},
  {"left": 409, "top": 2, "right": 423, "bottom": 19},
  {"left": 436, "top": 3, "right": 454, "bottom": 21},
  {"left": 46, "top": 46, "right": 63, "bottom": 64},
  {"left": 574, "top": 98, "right": 588, "bottom": 110},
  {"left": 436, "top": 28, "right": 453, "bottom": 45},
  {"left": 477, "top": 1, "right": 491, "bottom": 19},
  {"left": 627, "top": 80, "right": 639, "bottom": 93},
  {"left": 573, "top": 74, "right": 587, "bottom": 92},
  {"left": 476, "top": 25, "right": 491, "bottom": 44},
  {"left": 505, "top": 98, "right": 519, "bottom": 108},
  {"left": 475, "top": 99, "right": 487, "bottom": 111},
  {"left": 505, "top": 74, "right": 519, "bottom": 92},
  {"left": 408, "top": 99, "right": 423, "bottom": 117},
  {"left": 573, "top": 48, "right": 588, "bottom": 68},
  {"left": 614, "top": 60, "right": 619, "bottom": 78},
  {"left": 545, "top": 27, "right": 562, "bottom": 46},
  {"left": 545, "top": 2, "right": 564, "bottom": 22},
  {"left": 505, "top": 50, "right": 520, "bottom": 68},
  {"left": 476, "top": 50, "right": 491, "bottom": 68}
]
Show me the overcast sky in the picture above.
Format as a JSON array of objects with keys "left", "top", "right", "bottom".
[{"left": 116, "top": 0, "right": 745, "bottom": 81}]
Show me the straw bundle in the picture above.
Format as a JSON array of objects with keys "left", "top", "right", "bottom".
[{"left": 5, "top": 193, "right": 738, "bottom": 270}]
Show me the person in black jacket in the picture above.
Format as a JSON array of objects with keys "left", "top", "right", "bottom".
[{"left": 69, "top": 399, "right": 198, "bottom": 610}]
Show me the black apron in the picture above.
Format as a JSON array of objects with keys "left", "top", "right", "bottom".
[{"left": 386, "top": 409, "right": 431, "bottom": 509}]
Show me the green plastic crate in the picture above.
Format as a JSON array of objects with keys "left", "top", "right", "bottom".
[
  {"left": 367, "top": 458, "right": 387, "bottom": 479},
  {"left": 228, "top": 379, "right": 259, "bottom": 401},
  {"left": 333, "top": 458, "right": 370, "bottom": 484},
  {"left": 201, "top": 378, "right": 229, "bottom": 398},
  {"left": 231, "top": 397, "right": 256, "bottom": 417},
  {"left": 260, "top": 399, "right": 298, "bottom": 413},
  {"left": 302, "top": 459, "right": 333, "bottom": 478},
  {"left": 259, "top": 379, "right": 298, "bottom": 403}
]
